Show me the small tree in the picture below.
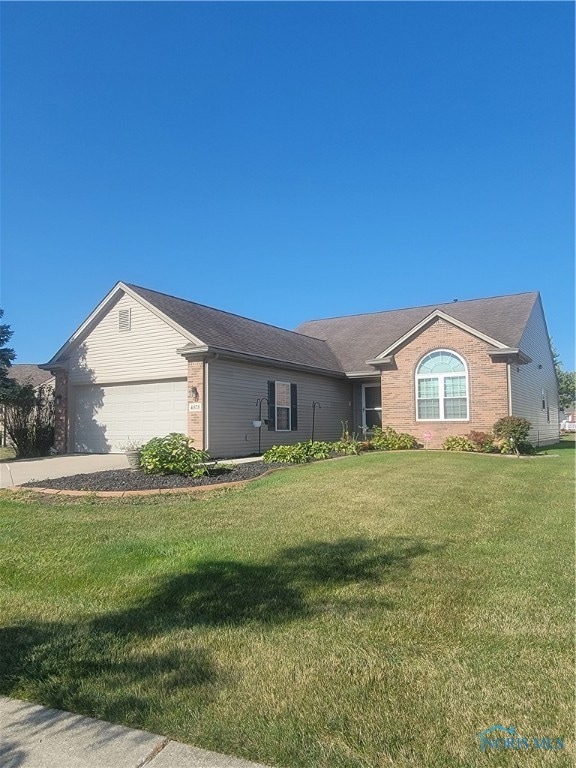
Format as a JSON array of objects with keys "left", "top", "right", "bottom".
[
  {"left": 493, "top": 416, "right": 532, "bottom": 456},
  {"left": 1, "top": 383, "right": 54, "bottom": 458},
  {"left": 551, "top": 338, "right": 576, "bottom": 411}
]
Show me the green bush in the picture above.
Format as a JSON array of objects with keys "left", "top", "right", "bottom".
[
  {"left": 263, "top": 440, "right": 335, "bottom": 464},
  {"left": 139, "top": 433, "right": 210, "bottom": 476},
  {"left": 331, "top": 438, "right": 362, "bottom": 455},
  {"left": 263, "top": 443, "right": 311, "bottom": 464},
  {"left": 493, "top": 416, "right": 533, "bottom": 455},
  {"left": 370, "top": 426, "right": 418, "bottom": 451},
  {"left": 442, "top": 436, "right": 475, "bottom": 452},
  {"left": 498, "top": 438, "right": 536, "bottom": 456},
  {"left": 493, "top": 416, "right": 531, "bottom": 443}
]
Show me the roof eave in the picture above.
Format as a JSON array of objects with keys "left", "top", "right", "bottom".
[
  {"left": 177, "top": 344, "right": 346, "bottom": 378},
  {"left": 487, "top": 348, "right": 532, "bottom": 365}
]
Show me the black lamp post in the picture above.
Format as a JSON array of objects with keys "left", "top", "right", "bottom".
[{"left": 254, "top": 397, "right": 269, "bottom": 455}]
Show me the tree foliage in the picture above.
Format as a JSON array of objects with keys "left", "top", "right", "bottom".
[
  {"left": 0, "top": 309, "right": 16, "bottom": 397},
  {"left": 551, "top": 338, "right": 576, "bottom": 411},
  {"left": 1, "top": 384, "right": 55, "bottom": 458}
]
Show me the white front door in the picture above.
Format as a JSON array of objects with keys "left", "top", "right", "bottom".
[{"left": 362, "top": 383, "right": 382, "bottom": 431}]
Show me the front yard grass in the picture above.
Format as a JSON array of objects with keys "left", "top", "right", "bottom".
[{"left": 0, "top": 442, "right": 573, "bottom": 767}]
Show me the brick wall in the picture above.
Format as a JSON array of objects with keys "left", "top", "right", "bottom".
[
  {"left": 53, "top": 371, "right": 68, "bottom": 453},
  {"left": 187, "top": 360, "right": 205, "bottom": 449},
  {"left": 381, "top": 318, "right": 509, "bottom": 448}
]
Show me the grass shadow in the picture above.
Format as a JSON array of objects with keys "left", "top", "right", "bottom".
[{"left": 0, "top": 536, "right": 443, "bottom": 729}]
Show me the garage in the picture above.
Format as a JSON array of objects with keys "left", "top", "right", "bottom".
[{"left": 71, "top": 379, "right": 188, "bottom": 453}]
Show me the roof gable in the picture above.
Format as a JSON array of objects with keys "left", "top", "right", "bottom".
[{"left": 296, "top": 292, "right": 539, "bottom": 373}]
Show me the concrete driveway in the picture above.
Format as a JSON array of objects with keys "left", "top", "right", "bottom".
[{"left": 1, "top": 454, "right": 129, "bottom": 487}]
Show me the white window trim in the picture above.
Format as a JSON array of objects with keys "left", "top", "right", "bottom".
[
  {"left": 275, "top": 381, "right": 291, "bottom": 432},
  {"left": 415, "top": 349, "right": 469, "bottom": 422},
  {"left": 362, "top": 383, "right": 382, "bottom": 430}
]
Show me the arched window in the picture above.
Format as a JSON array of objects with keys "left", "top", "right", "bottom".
[{"left": 416, "top": 350, "right": 468, "bottom": 420}]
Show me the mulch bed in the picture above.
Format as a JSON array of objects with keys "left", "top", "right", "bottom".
[{"left": 22, "top": 461, "right": 282, "bottom": 492}]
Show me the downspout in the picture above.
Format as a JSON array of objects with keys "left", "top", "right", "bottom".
[
  {"left": 204, "top": 358, "right": 210, "bottom": 453},
  {"left": 507, "top": 363, "right": 512, "bottom": 416},
  {"left": 203, "top": 354, "right": 218, "bottom": 453}
]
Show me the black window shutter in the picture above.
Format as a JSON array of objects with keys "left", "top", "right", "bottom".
[
  {"left": 267, "top": 381, "right": 276, "bottom": 431},
  {"left": 290, "top": 383, "right": 298, "bottom": 431}
]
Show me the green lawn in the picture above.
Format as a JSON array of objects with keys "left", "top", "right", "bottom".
[
  {"left": 0, "top": 441, "right": 573, "bottom": 767},
  {"left": 0, "top": 445, "right": 16, "bottom": 461}
]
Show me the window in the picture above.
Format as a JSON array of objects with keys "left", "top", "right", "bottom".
[
  {"left": 416, "top": 350, "right": 468, "bottom": 420},
  {"left": 118, "top": 308, "right": 131, "bottom": 331},
  {"left": 268, "top": 380, "right": 298, "bottom": 431}
]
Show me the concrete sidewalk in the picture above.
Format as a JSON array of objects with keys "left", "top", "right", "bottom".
[{"left": 0, "top": 696, "right": 271, "bottom": 768}]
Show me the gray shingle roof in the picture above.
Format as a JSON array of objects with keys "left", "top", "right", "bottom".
[
  {"left": 127, "top": 284, "right": 538, "bottom": 376},
  {"left": 8, "top": 364, "right": 54, "bottom": 388},
  {"left": 295, "top": 292, "right": 539, "bottom": 373},
  {"left": 127, "top": 284, "right": 344, "bottom": 374}
]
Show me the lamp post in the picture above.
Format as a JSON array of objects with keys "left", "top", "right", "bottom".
[
  {"left": 311, "top": 401, "right": 321, "bottom": 443},
  {"left": 254, "top": 397, "right": 269, "bottom": 455}
]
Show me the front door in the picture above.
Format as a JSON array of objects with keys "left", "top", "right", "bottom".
[{"left": 362, "top": 383, "right": 382, "bottom": 431}]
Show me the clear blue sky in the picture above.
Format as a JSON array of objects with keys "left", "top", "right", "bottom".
[{"left": 1, "top": 2, "right": 574, "bottom": 368}]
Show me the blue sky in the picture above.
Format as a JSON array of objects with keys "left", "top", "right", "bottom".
[{"left": 1, "top": 2, "right": 574, "bottom": 368}]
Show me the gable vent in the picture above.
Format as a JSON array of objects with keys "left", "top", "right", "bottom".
[{"left": 118, "top": 308, "right": 131, "bottom": 332}]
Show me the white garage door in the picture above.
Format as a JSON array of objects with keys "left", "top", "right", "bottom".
[{"left": 72, "top": 380, "right": 188, "bottom": 453}]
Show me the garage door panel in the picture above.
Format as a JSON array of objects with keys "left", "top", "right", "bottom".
[{"left": 72, "top": 380, "right": 188, "bottom": 453}]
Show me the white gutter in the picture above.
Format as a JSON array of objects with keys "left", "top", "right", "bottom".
[
  {"left": 204, "top": 357, "right": 210, "bottom": 452},
  {"left": 507, "top": 363, "right": 512, "bottom": 416}
]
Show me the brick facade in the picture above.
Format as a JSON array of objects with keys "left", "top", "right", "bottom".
[
  {"left": 53, "top": 371, "right": 69, "bottom": 453},
  {"left": 187, "top": 360, "right": 205, "bottom": 450},
  {"left": 381, "top": 318, "right": 509, "bottom": 448}
]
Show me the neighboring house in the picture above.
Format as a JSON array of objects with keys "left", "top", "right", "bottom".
[
  {"left": 7, "top": 364, "right": 55, "bottom": 390},
  {"left": 40, "top": 283, "right": 559, "bottom": 456},
  {"left": 1, "top": 365, "right": 55, "bottom": 447}
]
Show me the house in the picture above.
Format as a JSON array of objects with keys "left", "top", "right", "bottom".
[
  {"left": 40, "top": 283, "right": 559, "bottom": 456},
  {"left": 7, "top": 364, "right": 54, "bottom": 391}
]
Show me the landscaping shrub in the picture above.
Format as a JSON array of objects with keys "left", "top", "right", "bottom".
[
  {"left": 370, "top": 426, "right": 418, "bottom": 451},
  {"left": 442, "top": 436, "right": 475, "bottom": 452},
  {"left": 139, "top": 433, "right": 210, "bottom": 476},
  {"left": 465, "top": 430, "right": 496, "bottom": 453},
  {"left": 493, "top": 416, "right": 534, "bottom": 455},
  {"left": 263, "top": 440, "right": 333, "bottom": 464},
  {"left": 331, "top": 420, "right": 364, "bottom": 455},
  {"left": 263, "top": 443, "right": 311, "bottom": 464},
  {"left": 331, "top": 438, "right": 363, "bottom": 455}
]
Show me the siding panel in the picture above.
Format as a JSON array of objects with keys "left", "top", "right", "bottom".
[
  {"left": 207, "top": 359, "right": 352, "bottom": 457},
  {"left": 67, "top": 293, "right": 188, "bottom": 384},
  {"left": 510, "top": 297, "right": 559, "bottom": 445}
]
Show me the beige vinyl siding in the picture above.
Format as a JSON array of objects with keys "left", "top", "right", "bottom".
[
  {"left": 67, "top": 292, "right": 188, "bottom": 384},
  {"left": 207, "top": 358, "right": 352, "bottom": 458},
  {"left": 510, "top": 297, "right": 559, "bottom": 446}
]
